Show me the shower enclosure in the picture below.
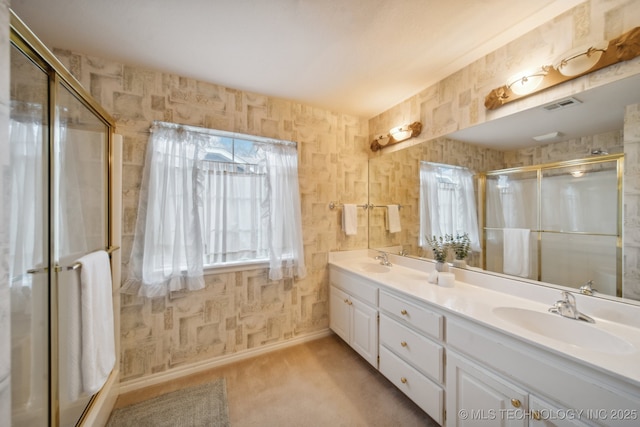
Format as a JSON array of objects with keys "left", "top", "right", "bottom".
[
  {"left": 10, "top": 12, "right": 117, "bottom": 427},
  {"left": 480, "top": 154, "right": 622, "bottom": 297}
]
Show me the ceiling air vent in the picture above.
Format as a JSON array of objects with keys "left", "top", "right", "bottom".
[{"left": 542, "top": 97, "right": 583, "bottom": 111}]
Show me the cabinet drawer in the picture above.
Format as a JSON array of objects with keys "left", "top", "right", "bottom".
[
  {"left": 379, "top": 345, "right": 444, "bottom": 425},
  {"left": 379, "top": 290, "right": 442, "bottom": 340},
  {"left": 330, "top": 267, "right": 378, "bottom": 306},
  {"left": 380, "top": 314, "right": 443, "bottom": 383}
]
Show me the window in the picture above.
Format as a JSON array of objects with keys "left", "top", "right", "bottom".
[
  {"left": 419, "top": 161, "right": 480, "bottom": 252},
  {"left": 125, "top": 122, "right": 306, "bottom": 298}
]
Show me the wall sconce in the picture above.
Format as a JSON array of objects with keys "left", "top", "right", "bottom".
[
  {"left": 553, "top": 42, "right": 608, "bottom": 77},
  {"left": 370, "top": 121, "right": 423, "bottom": 151},
  {"left": 570, "top": 170, "right": 585, "bottom": 178}
]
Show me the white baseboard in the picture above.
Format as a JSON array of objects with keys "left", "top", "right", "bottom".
[{"left": 119, "top": 328, "right": 333, "bottom": 394}]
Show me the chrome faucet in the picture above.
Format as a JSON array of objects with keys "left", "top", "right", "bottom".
[
  {"left": 548, "top": 291, "right": 595, "bottom": 323},
  {"left": 398, "top": 248, "right": 408, "bottom": 256},
  {"left": 579, "top": 280, "right": 597, "bottom": 296},
  {"left": 375, "top": 251, "right": 392, "bottom": 266}
]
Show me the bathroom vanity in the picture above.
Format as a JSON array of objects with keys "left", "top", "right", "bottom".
[{"left": 328, "top": 250, "right": 640, "bottom": 426}]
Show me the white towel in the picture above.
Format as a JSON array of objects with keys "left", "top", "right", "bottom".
[
  {"left": 342, "top": 204, "right": 358, "bottom": 235},
  {"left": 70, "top": 250, "right": 116, "bottom": 399},
  {"left": 385, "top": 205, "right": 401, "bottom": 233},
  {"left": 503, "top": 228, "right": 530, "bottom": 278}
]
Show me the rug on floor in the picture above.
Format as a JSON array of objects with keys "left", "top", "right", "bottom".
[{"left": 106, "top": 378, "right": 230, "bottom": 427}]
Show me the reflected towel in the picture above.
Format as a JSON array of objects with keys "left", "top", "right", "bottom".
[
  {"left": 503, "top": 228, "right": 530, "bottom": 278},
  {"left": 386, "top": 205, "right": 401, "bottom": 233},
  {"left": 73, "top": 250, "right": 115, "bottom": 398},
  {"left": 342, "top": 204, "right": 358, "bottom": 235}
]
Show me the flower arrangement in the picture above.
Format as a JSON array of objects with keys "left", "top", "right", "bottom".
[
  {"left": 451, "top": 233, "right": 471, "bottom": 261},
  {"left": 425, "top": 234, "right": 452, "bottom": 263}
]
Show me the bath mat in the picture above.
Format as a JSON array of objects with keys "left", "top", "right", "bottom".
[{"left": 106, "top": 378, "right": 230, "bottom": 427}]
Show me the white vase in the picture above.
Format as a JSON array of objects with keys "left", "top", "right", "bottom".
[
  {"left": 452, "top": 259, "right": 467, "bottom": 269},
  {"left": 435, "top": 261, "right": 447, "bottom": 272}
]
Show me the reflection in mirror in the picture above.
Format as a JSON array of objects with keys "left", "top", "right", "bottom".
[
  {"left": 369, "top": 75, "right": 640, "bottom": 304},
  {"left": 368, "top": 137, "right": 503, "bottom": 262},
  {"left": 481, "top": 156, "right": 622, "bottom": 298},
  {"left": 418, "top": 162, "right": 480, "bottom": 267}
]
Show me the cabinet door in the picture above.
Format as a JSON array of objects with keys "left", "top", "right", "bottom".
[
  {"left": 529, "top": 395, "right": 591, "bottom": 427},
  {"left": 448, "top": 352, "right": 528, "bottom": 427},
  {"left": 329, "top": 285, "right": 351, "bottom": 343},
  {"left": 350, "top": 296, "right": 378, "bottom": 367}
]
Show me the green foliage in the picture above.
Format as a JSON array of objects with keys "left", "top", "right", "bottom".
[
  {"left": 451, "top": 233, "right": 471, "bottom": 260},
  {"left": 426, "top": 233, "right": 471, "bottom": 262},
  {"left": 425, "top": 234, "right": 452, "bottom": 263}
]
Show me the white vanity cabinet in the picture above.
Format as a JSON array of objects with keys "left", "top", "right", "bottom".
[
  {"left": 446, "top": 317, "right": 640, "bottom": 427},
  {"left": 329, "top": 267, "right": 379, "bottom": 367},
  {"left": 378, "top": 289, "right": 445, "bottom": 425}
]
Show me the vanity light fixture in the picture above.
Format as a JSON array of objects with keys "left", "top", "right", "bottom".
[
  {"left": 370, "top": 121, "right": 423, "bottom": 151},
  {"left": 373, "top": 134, "right": 391, "bottom": 147},
  {"left": 571, "top": 170, "right": 585, "bottom": 178},
  {"left": 484, "top": 26, "right": 640, "bottom": 110},
  {"left": 506, "top": 67, "right": 549, "bottom": 95},
  {"left": 553, "top": 42, "right": 608, "bottom": 77},
  {"left": 389, "top": 124, "right": 413, "bottom": 142}
]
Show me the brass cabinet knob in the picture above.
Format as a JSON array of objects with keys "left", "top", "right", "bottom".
[
  {"left": 532, "top": 411, "right": 541, "bottom": 421},
  {"left": 400, "top": 377, "right": 407, "bottom": 384},
  {"left": 400, "top": 309, "right": 408, "bottom": 315},
  {"left": 511, "top": 399, "right": 521, "bottom": 408},
  {"left": 400, "top": 341, "right": 408, "bottom": 347},
  {"left": 344, "top": 298, "right": 349, "bottom": 303}
]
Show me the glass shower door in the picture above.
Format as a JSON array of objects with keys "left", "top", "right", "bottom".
[
  {"left": 9, "top": 44, "right": 50, "bottom": 427},
  {"left": 56, "top": 82, "right": 109, "bottom": 427}
]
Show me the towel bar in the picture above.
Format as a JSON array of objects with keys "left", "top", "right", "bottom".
[
  {"left": 329, "top": 201, "right": 369, "bottom": 210},
  {"left": 27, "top": 246, "right": 120, "bottom": 274},
  {"left": 369, "top": 204, "right": 402, "bottom": 209}
]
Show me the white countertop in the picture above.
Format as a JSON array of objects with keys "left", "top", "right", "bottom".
[{"left": 329, "top": 250, "right": 640, "bottom": 388}]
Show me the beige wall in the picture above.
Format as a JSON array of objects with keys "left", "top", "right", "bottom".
[{"left": 53, "top": 50, "right": 369, "bottom": 381}]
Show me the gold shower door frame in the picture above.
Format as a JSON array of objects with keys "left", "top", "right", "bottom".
[
  {"left": 10, "top": 10, "right": 116, "bottom": 427},
  {"left": 479, "top": 153, "right": 623, "bottom": 297}
]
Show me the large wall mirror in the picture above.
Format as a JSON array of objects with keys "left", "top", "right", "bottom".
[{"left": 369, "top": 72, "right": 640, "bottom": 304}]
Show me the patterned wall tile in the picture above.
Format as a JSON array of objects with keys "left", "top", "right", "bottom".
[{"left": 53, "top": 47, "right": 369, "bottom": 382}]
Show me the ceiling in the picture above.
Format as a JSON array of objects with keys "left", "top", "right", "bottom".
[{"left": 10, "top": 0, "right": 583, "bottom": 118}]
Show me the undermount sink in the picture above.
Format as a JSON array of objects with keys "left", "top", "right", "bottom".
[
  {"left": 492, "top": 306, "right": 635, "bottom": 355},
  {"left": 355, "top": 262, "right": 391, "bottom": 273}
]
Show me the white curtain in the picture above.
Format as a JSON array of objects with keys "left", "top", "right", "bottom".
[
  {"left": 419, "top": 162, "right": 480, "bottom": 251},
  {"left": 264, "top": 144, "right": 307, "bottom": 281},
  {"left": 201, "top": 161, "right": 268, "bottom": 264},
  {"left": 125, "top": 126, "right": 206, "bottom": 297},
  {"left": 126, "top": 122, "right": 306, "bottom": 297},
  {"left": 9, "top": 107, "right": 45, "bottom": 313}
]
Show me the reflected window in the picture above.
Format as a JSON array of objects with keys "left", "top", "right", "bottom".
[{"left": 419, "top": 162, "right": 480, "bottom": 252}]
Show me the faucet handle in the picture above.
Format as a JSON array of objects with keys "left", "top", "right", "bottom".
[{"left": 579, "top": 280, "right": 597, "bottom": 296}]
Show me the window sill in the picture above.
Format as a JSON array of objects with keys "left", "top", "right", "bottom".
[{"left": 202, "top": 259, "right": 270, "bottom": 275}]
